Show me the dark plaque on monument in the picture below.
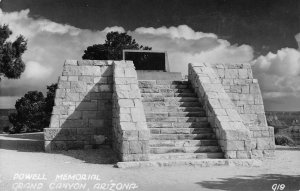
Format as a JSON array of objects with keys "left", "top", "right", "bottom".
[{"left": 123, "top": 50, "right": 169, "bottom": 71}]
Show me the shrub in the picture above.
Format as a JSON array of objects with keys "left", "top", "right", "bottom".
[
  {"left": 274, "top": 127, "right": 280, "bottom": 134},
  {"left": 3, "top": 126, "right": 9, "bottom": 133},
  {"left": 9, "top": 91, "right": 46, "bottom": 133},
  {"left": 8, "top": 83, "right": 57, "bottom": 134},
  {"left": 275, "top": 134, "right": 295, "bottom": 146}
]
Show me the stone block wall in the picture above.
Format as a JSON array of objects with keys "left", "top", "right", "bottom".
[
  {"left": 212, "top": 63, "right": 266, "bottom": 126},
  {"left": 112, "top": 61, "right": 150, "bottom": 161},
  {"left": 211, "top": 63, "right": 274, "bottom": 158},
  {"left": 44, "top": 60, "right": 114, "bottom": 151},
  {"left": 188, "top": 63, "right": 252, "bottom": 159},
  {"left": 45, "top": 59, "right": 274, "bottom": 160},
  {"left": 188, "top": 62, "right": 275, "bottom": 159}
]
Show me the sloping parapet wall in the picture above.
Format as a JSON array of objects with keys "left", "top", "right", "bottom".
[
  {"left": 45, "top": 60, "right": 149, "bottom": 161},
  {"left": 188, "top": 63, "right": 252, "bottom": 159},
  {"left": 112, "top": 61, "right": 150, "bottom": 161},
  {"left": 188, "top": 63, "right": 275, "bottom": 159},
  {"left": 211, "top": 63, "right": 266, "bottom": 126},
  {"left": 212, "top": 63, "right": 275, "bottom": 158},
  {"left": 45, "top": 60, "right": 114, "bottom": 151}
]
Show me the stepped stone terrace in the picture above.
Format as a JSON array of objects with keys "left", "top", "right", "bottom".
[{"left": 44, "top": 59, "right": 275, "bottom": 165}]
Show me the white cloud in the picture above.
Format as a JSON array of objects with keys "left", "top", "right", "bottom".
[
  {"left": 252, "top": 46, "right": 300, "bottom": 110},
  {"left": 23, "top": 61, "right": 53, "bottom": 79},
  {"left": 132, "top": 25, "right": 253, "bottom": 75},
  {"left": 2, "top": 9, "right": 300, "bottom": 110},
  {"left": 253, "top": 48, "right": 300, "bottom": 76},
  {"left": 0, "top": 9, "right": 254, "bottom": 107},
  {"left": 103, "top": 26, "right": 125, "bottom": 33},
  {"left": 135, "top": 25, "right": 217, "bottom": 40},
  {"left": 0, "top": 9, "right": 115, "bottom": 96},
  {"left": 0, "top": 9, "right": 80, "bottom": 39}
]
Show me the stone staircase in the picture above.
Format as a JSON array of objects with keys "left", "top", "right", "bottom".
[{"left": 138, "top": 80, "right": 224, "bottom": 161}]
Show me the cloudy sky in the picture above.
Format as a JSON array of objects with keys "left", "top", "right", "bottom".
[{"left": 0, "top": 0, "right": 300, "bottom": 111}]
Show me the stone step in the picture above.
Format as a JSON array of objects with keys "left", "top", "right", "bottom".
[
  {"left": 144, "top": 106, "right": 204, "bottom": 112},
  {"left": 147, "top": 122, "right": 210, "bottom": 128},
  {"left": 116, "top": 159, "right": 263, "bottom": 168},
  {"left": 143, "top": 101, "right": 202, "bottom": 107},
  {"left": 150, "top": 128, "right": 213, "bottom": 134},
  {"left": 167, "top": 81, "right": 189, "bottom": 85},
  {"left": 146, "top": 112, "right": 206, "bottom": 118},
  {"left": 151, "top": 133, "right": 216, "bottom": 140},
  {"left": 140, "top": 88, "right": 194, "bottom": 94},
  {"left": 138, "top": 80, "right": 190, "bottom": 85},
  {"left": 150, "top": 140, "right": 219, "bottom": 147},
  {"left": 137, "top": 72, "right": 182, "bottom": 81},
  {"left": 142, "top": 97, "right": 198, "bottom": 102},
  {"left": 141, "top": 92, "right": 196, "bottom": 98},
  {"left": 150, "top": 146, "right": 221, "bottom": 154},
  {"left": 146, "top": 117, "right": 208, "bottom": 123},
  {"left": 148, "top": 152, "right": 224, "bottom": 160},
  {"left": 164, "top": 97, "right": 199, "bottom": 102},
  {"left": 138, "top": 83, "right": 190, "bottom": 89}
]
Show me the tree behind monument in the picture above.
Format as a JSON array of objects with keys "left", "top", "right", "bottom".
[{"left": 82, "top": 31, "right": 151, "bottom": 60}]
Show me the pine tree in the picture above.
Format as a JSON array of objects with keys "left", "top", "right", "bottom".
[{"left": 0, "top": 24, "right": 27, "bottom": 80}]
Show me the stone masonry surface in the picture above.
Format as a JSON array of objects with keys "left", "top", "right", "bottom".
[
  {"left": 112, "top": 61, "right": 150, "bottom": 161},
  {"left": 188, "top": 63, "right": 252, "bottom": 159},
  {"left": 139, "top": 80, "right": 224, "bottom": 161},
  {"left": 188, "top": 63, "right": 275, "bottom": 159},
  {"left": 211, "top": 63, "right": 275, "bottom": 158},
  {"left": 45, "top": 59, "right": 274, "bottom": 162},
  {"left": 45, "top": 60, "right": 114, "bottom": 151}
]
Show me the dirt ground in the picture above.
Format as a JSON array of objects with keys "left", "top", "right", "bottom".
[{"left": 0, "top": 133, "right": 299, "bottom": 191}]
